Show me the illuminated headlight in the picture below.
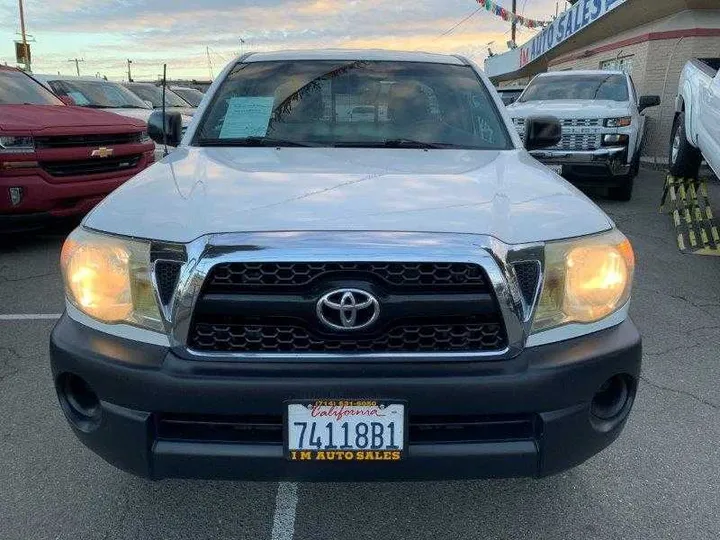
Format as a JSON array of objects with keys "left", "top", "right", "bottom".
[
  {"left": 60, "top": 228, "right": 163, "bottom": 331},
  {"left": 604, "top": 117, "right": 631, "bottom": 128},
  {"left": 532, "top": 230, "right": 635, "bottom": 333},
  {"left": 0, "top": 136, "right": 35, "bottom": 153},
  {"left": 140, "top": 130, "right": 151, "bottom": 143}
]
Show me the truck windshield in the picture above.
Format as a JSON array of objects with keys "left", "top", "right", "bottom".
[
  {"left": 0, "top": 70, "right": 63, "bottom": 105},
  {"left": 125, "top": 84, "right": 189, "bottom": 108},
  {"left": 193, "top": 60, "right": 512, "bottom": 149},
  {"left": 49, "top": 79, "right": 150, "bottom": 109},
  {"left": 520, "top": 74, "right": 629, "bottom": 102}
]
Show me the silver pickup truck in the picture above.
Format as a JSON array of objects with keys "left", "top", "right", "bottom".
[{"left": 671, "top": 58, "right": 720, "bottom": 178}]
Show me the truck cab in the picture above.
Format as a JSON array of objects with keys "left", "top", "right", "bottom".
[
  {"left": 0, "top": 67, "right": 155, "bottom": 231},
  {"left": 508, "top": 70, "right": 659, "bottom": 201}
]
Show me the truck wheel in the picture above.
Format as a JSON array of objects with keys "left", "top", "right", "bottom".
[
  {"left": 669, "top": 112, "right": 701, "bottom": 178},
  {"left": 608, "top": 177, "right": 634, "bottom": 201}
]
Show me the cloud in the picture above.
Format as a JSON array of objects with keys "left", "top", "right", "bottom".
[{"left": 0, "top": 0, "right": 555, "bottom": 79}]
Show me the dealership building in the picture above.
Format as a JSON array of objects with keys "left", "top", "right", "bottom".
[{"left": 485, "top": 0, "right": 720, "bottom": 164}]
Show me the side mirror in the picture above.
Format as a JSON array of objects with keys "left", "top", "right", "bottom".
[
  {"left": 59, "top": 95, "right": 76, "bottom": 106},
  {"left": 638, "top": 95, "right": 660, "bottom": 112},
  {"left": 524, "top": 116, "right": 562, "bottom": 151},
  {"left": 147, "top": 111, "right": 183, "bottom": 147}
]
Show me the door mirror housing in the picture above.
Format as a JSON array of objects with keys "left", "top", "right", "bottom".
[
  {"left": 59, "top": 95, "right": 76, "bottom": 106},
  {"left": 638, "top": 95, "right": 660, "bottom": 112},
  {"left": 147, "top": 111, "right": 183, "bottom": 147},
  {"left": 524, "top": 116, "right": 562, "bottom": 151}
]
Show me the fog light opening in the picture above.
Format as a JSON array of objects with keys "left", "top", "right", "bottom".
[
  {"left": 58, "top": 373, "right": 102, "bottom": 432},
  {"left": 590, "top": 374, "right": 635, "bottom": 431}
]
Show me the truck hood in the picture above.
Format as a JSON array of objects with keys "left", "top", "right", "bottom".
[
  {"left": 0, "top": 104, "right": 146, "bottom": 133},
  {"left": 84, "top": 147, "right": 613, "bottom": 245},
  {"left": 507, "top": 100, "right": 630, "bottom": 119}
]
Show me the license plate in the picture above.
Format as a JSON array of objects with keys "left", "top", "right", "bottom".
[
  {"left": 285, "top": 400, "right": 406, "bottom": 462},
  {"left": 547, "top": 164, "right": 563, "bottom": 175}
]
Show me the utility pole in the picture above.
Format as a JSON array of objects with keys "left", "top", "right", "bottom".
[
  {"left": 18, "top": 0, "right": 31, "bottom": 72},
  {"left": 511, "top": 0, "right": 517, "bottom": 44},
  {"left": 127, "top": 59, "right": 133, "bottom": 82},
  {"left": 68, "top": 58, "right": 84, "bottom": 76},
  {"left": 206, "top": 46, "right": 214, "bottom": 80}
]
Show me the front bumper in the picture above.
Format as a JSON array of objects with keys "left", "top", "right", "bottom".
[
  {"left": 49, "top": 314, "right": 641, "bottom": 481},
  {"left": 530, "top": 147, "right": 630, "bottom": 181}
]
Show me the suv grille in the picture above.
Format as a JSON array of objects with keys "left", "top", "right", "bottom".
[
  {"left": 191, "top": 320, "right": 505, "bottom": 353},
  {"left": 41, "top": 154, "right": 141, "bottom": 177},
  {"left": 34, "top": 132, "right": 145, "bottom": 149},
  {"left": 206, "top": 262, "right": 488, "bottom": 292},
  {"left": 188, "top": 261, "right": 506, "bottom": 354}
]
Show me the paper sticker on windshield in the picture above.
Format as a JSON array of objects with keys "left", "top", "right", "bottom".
[{"left": 219, "top": 96, "right": 274, "bottom": 139}]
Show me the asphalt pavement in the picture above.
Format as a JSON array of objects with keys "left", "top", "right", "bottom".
[{"left": 1, "top": 169, "right": 718, "bottom": 540}]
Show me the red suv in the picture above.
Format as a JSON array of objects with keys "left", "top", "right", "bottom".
[{"left": 1, "top": 67, "right": 155, "bottom": 231}]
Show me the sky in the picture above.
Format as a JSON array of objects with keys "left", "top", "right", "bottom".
[{"left": 0, "top": 0, "right": 560, "bottom": 81}]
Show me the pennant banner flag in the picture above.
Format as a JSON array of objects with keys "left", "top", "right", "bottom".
[{"left": 477, "top": 0, "right": 549, "bottom": 29}]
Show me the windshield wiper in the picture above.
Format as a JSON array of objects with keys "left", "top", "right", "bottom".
[
  {"left": 334, "top": 139, "right": 450, "bottom": 149},
  {"left": 195, "top": 137, "right": 314, "bottom": 147}
]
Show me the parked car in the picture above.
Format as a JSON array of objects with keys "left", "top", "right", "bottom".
[
  {"left": 35, "top": 75, "right": 192, "bottom": 158},
  {"left": 123, "top": 82, "right": 196, "bottom": 117},
  {"left": 670, "top": 58, "right": 720, "bottom": 178},
  {"left": 0, "top": 67, "right": 154, "bottom": 231},
  {"left": 507, "top": 70, "right": 660, "bottom": 201},
  {"left": 496, "top": 84, "right": 525, "bottom": 106},
  {"left": 51, "top": 50, "right": 640, "bottom": 481},
  {"left": 170, "top": 85, "right": 205, "bottom": 107}
]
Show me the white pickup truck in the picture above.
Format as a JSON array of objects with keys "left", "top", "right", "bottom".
[
  {"left": 670, "top": 58, "right": 720, "bottom": 178},
  {"left": 508, "top": 70, "right": 660, "bottom": 201}
]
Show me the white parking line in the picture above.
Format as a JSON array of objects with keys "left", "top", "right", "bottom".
[
  {"left": 270, "top": 482, "right": 298, "bottom": 540},
  {"left": 0, "top": 314, "right": 62, "bottom": 320}
]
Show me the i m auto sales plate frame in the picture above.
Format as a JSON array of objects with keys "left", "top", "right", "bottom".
[{"left": 283, "top": 399, "right": 408, "bottom": 462}]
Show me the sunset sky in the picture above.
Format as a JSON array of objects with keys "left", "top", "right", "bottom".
[{"left": 0, "top": 0, "right": 560, "bottom": 81}]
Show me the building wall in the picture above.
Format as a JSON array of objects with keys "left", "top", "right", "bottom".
[{"left": 546, "top": 10, "right": 720, "bottom": 162}]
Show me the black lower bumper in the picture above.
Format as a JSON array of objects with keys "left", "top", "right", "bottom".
[{"left": 49, "top": 314, "right": 642, "bottom": 481}]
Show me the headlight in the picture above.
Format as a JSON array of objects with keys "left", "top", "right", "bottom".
[
  {"left": 532, "top": 230, "right": 634, "bottom": 333},
  {"left": 0, "top": 135, "right": 35, "bottom": 153},
  {"left": 604, "top": 117, "right": 631, "bottom": 128},
  {"left": 60, "top": 228, "right": 163, "bottom": 331}
]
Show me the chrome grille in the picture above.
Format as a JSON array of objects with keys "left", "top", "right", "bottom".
[{"left": 560, "top": 118, "right": 601, "bottom": 127}]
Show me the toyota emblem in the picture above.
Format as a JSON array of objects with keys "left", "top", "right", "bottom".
[{"left": 316, "top": 289, "right": 380, "bottom": 331}]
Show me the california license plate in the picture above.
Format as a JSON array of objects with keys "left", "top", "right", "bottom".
[
  {"left": 285, "top": 400, "right": 406, "bottom": 462},
  {"left": 547, "top": 164, "right": 563, "bottom": 175}
]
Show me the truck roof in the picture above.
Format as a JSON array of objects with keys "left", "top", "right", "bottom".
[{"left": 241, "top": 49, "right": 467, "bottom": 65}]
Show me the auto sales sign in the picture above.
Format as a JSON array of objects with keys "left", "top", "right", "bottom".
[{"left": 520, "top": 0, "right": 628, "bottom": 67}]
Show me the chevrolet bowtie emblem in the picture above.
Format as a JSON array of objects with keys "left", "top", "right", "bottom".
[{"left": 91, "top": 147, "right": 114, "bottom": 158}]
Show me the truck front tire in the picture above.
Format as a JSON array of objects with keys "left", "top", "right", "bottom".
[{"left": 669, "top": 112, "right": 702, "bottom": 178}]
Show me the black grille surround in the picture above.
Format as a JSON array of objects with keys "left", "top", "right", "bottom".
[
  {"left": 188, "top": 261, "right": 508, "bottom": 355},
  {"left": 513, "top": 261, "right": 541, "bottom": 306},
  {"left": 155, "top": 261, "right": 183, "bottom": 305},
  {"left": 34, "top": 132, "right": 146, "bottom": 149},
  {"left": 41, "top": 154, "right": 141, "bottom": 177}
]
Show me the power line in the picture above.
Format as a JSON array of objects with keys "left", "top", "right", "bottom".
[{"left": 435, "top": 6, "right": 483, "bottom": 40}]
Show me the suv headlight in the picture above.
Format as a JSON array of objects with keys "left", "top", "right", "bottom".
[
  {"left": 531, "top": 229, "right": 634, "bottom": 333},
  {"left": 0, "top": 135, "right": 35, "bottom": 153},
  {"left": 60, "top": 228, "right": 163, "bottom": 331},
  {"left": 604, "top": 117, "right": 631, "bottom": 128}
]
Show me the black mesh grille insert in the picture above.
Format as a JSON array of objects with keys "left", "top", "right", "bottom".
[
  {"left": 34, "top": 132, "right": 145, "bottom": 149},
  {"left": 41, "top": 154, "right": 141, "bottom": 177},
  {"left": 513, "top": 261, "right": 540, "bottom": 306},
  {"left": 190, "top": 320, "right": 506, "bottom": 353},
  {"left": 155, "top": 261, "right": 182, "bottom": 305},
  {"left": 206, "top": 262, "right": 489, "bottom": 292}
]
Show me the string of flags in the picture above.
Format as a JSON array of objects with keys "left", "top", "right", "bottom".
[{"left": 477, "top": 0, "right": 550, "bottom": 29}]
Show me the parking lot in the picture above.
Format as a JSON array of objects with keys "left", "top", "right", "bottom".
[{"left": 1, "top": 168, "right": 718, "bottom": 540}]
